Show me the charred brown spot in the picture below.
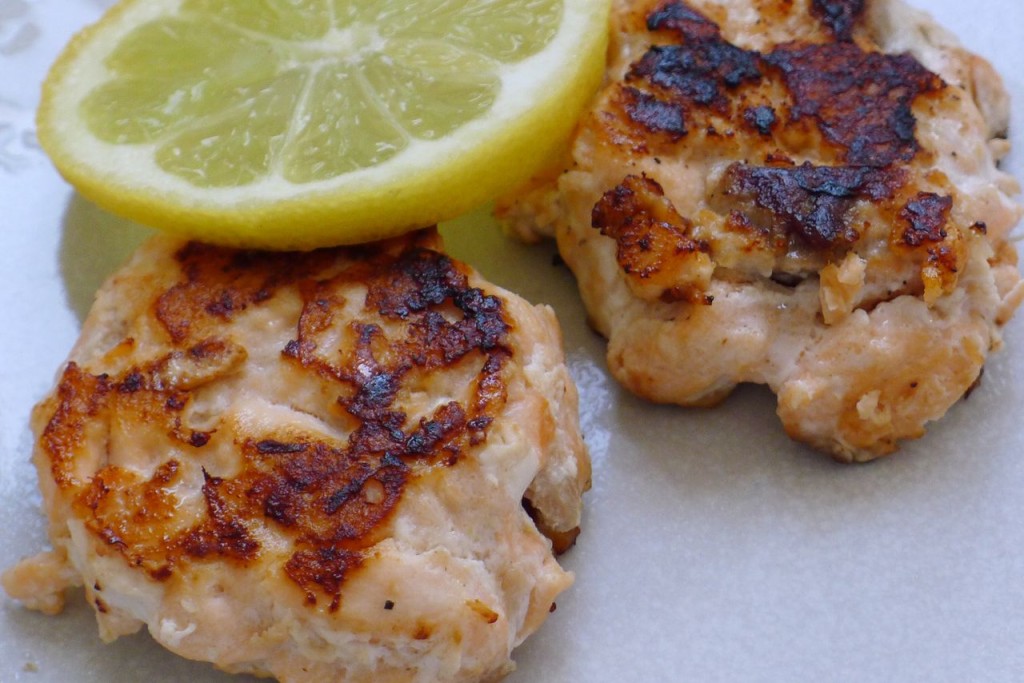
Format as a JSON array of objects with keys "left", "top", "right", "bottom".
[
  {"left": 718, "top": 162, "right": 904, "bottom": 248},
  {"left": 629, "top": 3, "right": 761, "bottom": 114},
  {"left": 743, "top": 105, "right": 777, "bottom": 136},
  {"left": 628, "top": 45, "right": 761, "bottom": 113},
  {"left": 257, "top": 440, "right": 309, "bottom": 455},
  {"left": 811, "top": 0, "right": 865, "bottom": 41},
  {"left": 900, "top": 193, "right": 953, "bottom": 246},
  {"left": 622, "top": 87, "right": 687, "bottom": 139},
  {"left": 927, "top": 243, "right": 960, "bottom": 275},
  {"left": 593, "top": 175, "right": 714, "bottom": 302},
  {"left": 155, "top": 242, "right": 335, "bottom": 344},
  {"left": 405, "top": 402, "right": 467, "bottom": 457},
  {"left": 284, "top": 546, "right": 363, "bottom": 612},
  {"left": 118, "top": 371, "right": 145, "bottom": 394},
  {"left": 241, "top": 435, "right": 409, "bottom": 537},
  {"left": 189, "top": 431, "right": 211, "bottom": 448},
  {"left": 365, "top": 248, "right": 469, "bottom": 319},
  {"left": 73, "top": 460, "right": 197, "bottom": 579},
  {"left": 41, "top": 364, "right": 111, "bottom": 488},
  {"left": 263, "top": 244, "right": 511, "bottom": 603},
  {"left": 766, "top": 43, "right": 944, "bottom": 167},
  {"left": 646, "top": 0, "right": 721, "bottom": 41},
  {"left": 593, "top": 175, "right": 708, "bottom": 276},
  {"left": 619, "top": 2, "right": 944, "bottom": 173},
  {"left": 188, "top": 339, "right": 229, "bottom": 361},
  {"left": 179, "top": 471, "right": 259, "bottom": 562}
]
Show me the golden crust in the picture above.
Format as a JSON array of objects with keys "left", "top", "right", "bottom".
[{"left": 40, "top": 232, "right": 519, "bottom": 605}]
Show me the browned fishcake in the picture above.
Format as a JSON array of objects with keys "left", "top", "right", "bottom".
[
  {"left": 3, "top": 229, "right": 589, "bottom": 682},
  {"left": 499, "top": 0, "right": 1023, "bottom": 460}
]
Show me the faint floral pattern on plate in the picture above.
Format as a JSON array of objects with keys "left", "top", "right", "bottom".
[{"left": 0, "top": 0, "right": 39, "bottom": 56}]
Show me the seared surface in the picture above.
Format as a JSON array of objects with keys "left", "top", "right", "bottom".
[
  {"left": 499, "top": 0, "right": 1023, "bottom": 460},
  {"left": 4, "top": 229, "right": 589, "bottom": 682}
]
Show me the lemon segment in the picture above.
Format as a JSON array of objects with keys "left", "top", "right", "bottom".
[{"left": 39, "top": 0, "right": 610, "bottom": 249}]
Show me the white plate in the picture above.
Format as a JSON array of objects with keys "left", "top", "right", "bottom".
[{"left": 2, "top": 1, "right": 1023, "bottom": 681}]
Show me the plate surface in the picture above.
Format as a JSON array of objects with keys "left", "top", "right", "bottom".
[{"left": 2, "top": 1, "right": 1023, "bottom": 681}]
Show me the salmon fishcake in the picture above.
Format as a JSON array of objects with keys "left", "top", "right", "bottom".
[
  {"left": 498, "top": 0, "right": 1023, "bottom": 461},
  {"left": 2, "top": 229, "right": 589, "bottom": 682}
]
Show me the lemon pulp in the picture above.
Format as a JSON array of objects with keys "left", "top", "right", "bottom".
[{"left": 40, "top": 0, "right": 610, "bottom": 248}]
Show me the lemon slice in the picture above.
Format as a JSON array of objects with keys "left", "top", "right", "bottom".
[{"left": 39, "top": 0, "right": 610, "bottom": 249}]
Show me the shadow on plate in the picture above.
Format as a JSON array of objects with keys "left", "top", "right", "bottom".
[{"left": 59, "top": 192, "right": 153, "bottom": 323}]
